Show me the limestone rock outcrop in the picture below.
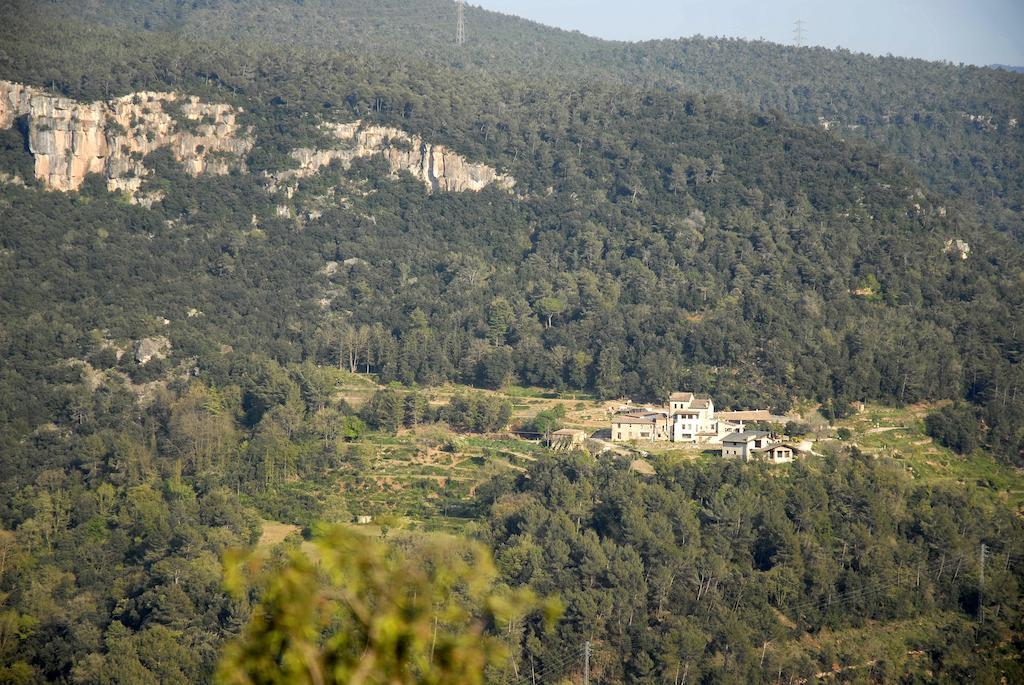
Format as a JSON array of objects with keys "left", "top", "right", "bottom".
[
  {"left": 135, "top": 336, "right": 171, "bottom": 364},
  {"left": 944, "top": 238, "right": 971, "bottom": 260},
  {"left": 0, "top": 80, "right": 253, "bottom": 199},
  {"left": 268, "top": 120, "right": 514, "bottom": 194},
  {"left": 0, "top": 81, "right": 39, "bottom": 129},
  {"left": 1, "top": 81, "right": 512, "bottom": 204},
  {"left": 27, "top": 95, "right": 109, "bottom": 192}
]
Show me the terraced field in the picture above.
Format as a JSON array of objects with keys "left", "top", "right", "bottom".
[
  {"left": 831, "top": 404, "right": 1024, "bottom": 512},
  {"left": 256, "top": 379, "right": 1024, "bottom": 548}
]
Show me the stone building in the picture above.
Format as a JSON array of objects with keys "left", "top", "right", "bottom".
[{"left": 611, "top": 392, "right": 740, "bottom": 444}]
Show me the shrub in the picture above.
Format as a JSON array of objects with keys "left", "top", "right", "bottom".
[{"left": 925, "top": 404, "right": 980, "bottom": 454}]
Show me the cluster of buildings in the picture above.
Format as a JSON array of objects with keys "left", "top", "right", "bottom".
[
  {"left": 610, "top": 392, "right": 800, "bottom": 463},
  {"left": 612, "top": 392, "right": 723, "bottom": 443}
]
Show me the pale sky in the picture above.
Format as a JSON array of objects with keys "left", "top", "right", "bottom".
[{"left": 474, "top": 0, "right": 1024, "bottom": 66}]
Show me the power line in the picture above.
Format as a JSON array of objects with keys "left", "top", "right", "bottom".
[
  {"left": 777, "top": 547, "right": 1022, "bottom": 625},
  {"left": 502, "top": 548, "right": 1018, "bottom": 684},
  {"left": 509, "top": 655, "right": 574, "bottom": 685},
  {"left": 507, "top": 648, "right": 573, "bottom": 685},
  {"left": 758, "top": 548, "right": 1019, "bottom": 680},
  {"left": 781, "top": 552, "right": 977, "bottom": 619},
  {"left": 508, "top": 645, "right": 588, "bottom": 685}
]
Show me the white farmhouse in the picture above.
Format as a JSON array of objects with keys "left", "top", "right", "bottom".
[
  {"left": 667, "top": 393, "right": 717, "bottom": 442},
  {"left": 611, "top": 392, "right": 741, "bottom": 444},
  {"left": 757, "top": 444, "right": 797, "bottom": 464}
]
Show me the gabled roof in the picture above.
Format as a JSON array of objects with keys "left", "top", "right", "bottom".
[
  {"left": 723, "top": 431, "right": 771, "bottom": 443},
  {"left": 715, "top": 410, "right": 778, "bottom": 421},
  {"left": 753, "top": 444, "right": 791, "bottom": 453},
  {"left": 613, "top": 414, "right": 657, "bottom": 425},
  {"left": 669, "top": 392, "right": 695, "bottom": 401},
  {"left": 690, "top": 398, "right": 712, "bottom": 409}
]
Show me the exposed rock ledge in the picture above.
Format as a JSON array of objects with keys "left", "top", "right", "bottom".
[
  {"left": 944, "top": 238, "right": 971, "bottom": 260},
  {"left": 268, "top": 120, "right": 515, "bottom": 194},
  {"left": 0, "top": 80, "right": 252, "bottom": 200},
  {"left": 0, "top": 81, "right": 512, "bottom": 203},
  {"left": 134, "top": 336, "right": 171, "bottom": 365}
]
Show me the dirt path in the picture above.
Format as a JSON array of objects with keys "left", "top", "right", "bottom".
[
  {"left": 499, "top": 449, "right": 538, "bottom": 462},
  {"left": 866, "top": 426, "right": 907, "bottom": 434}
]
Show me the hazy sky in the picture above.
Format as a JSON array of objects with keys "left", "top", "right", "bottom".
[{"left": 474, "top": 0, "right": 1024, "bottom": 66}]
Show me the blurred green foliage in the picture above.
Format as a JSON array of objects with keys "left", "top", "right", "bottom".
[{"left": 218, "top": 525, "right": 559, "bottom": 685}]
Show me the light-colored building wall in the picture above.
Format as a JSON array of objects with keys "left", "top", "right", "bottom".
[
  {"left": 613, "top": 393, "right": 748, "bottom": 445},
  {"left": 722, "top": 442, "right": 746, "bottom": 459},
  {"left": 671, "top": 412, "right": 702, "bottom": 442},
  {"left": 755, "top": 445, "right": 795, "bottom": 464},
  {"left": 722, "top": 432, "right": 773, "bottom": 459},
  {"left": 612, "top": 418, "right": 659, "bottom": 442},
  {"left": 549, "top": 429, "right": 588, "bottom": 450},
  {"left": 665, "top": 394, "right": 716, "bottom": 443}
]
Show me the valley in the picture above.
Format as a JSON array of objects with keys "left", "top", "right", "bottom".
[
  {"left": 0, "top": 1, "right": 1021, "bottom": 683},
  {"left": 247, "top": 374, "right": 1024, "bottom": 535}
]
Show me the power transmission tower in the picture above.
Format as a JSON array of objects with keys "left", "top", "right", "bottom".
[
  {"left": 793, "top": 19, "right": 806, "bottom": 47},
  {"left": 583, "top": 641, "right": 591, "bottom": 685},
  {"left": 456, "top": 0, "right": 466, "bottom": 46}
]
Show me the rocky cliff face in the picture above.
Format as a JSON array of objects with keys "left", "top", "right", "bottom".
[
  {"left": 269, "top": 120, "right": 515, "bottom": 194},
  {"left": 0, "top": 80, "right": 252, "bottom": 201},
  {"left": 0, "top": 81, "right": 37, "bottom": 129},
  {"left": 1, "top": 81, "right": 513, "bottom": 205},
  {"left": 26, "top": 94, "right": 109, "bottom": 192}
]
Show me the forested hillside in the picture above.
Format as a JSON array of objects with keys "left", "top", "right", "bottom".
[
  {"left": 15, "top": 0, "right": 1024, "bottom": 240},
  {"left": 0, "top": 1, "right": 1022, "bottom": 683},
  {"left": 2, "top": 0, "right": 1022, "bottom": 461},
  {"left": 480, "top": 452, "right": 1024, "bottom": 682}
]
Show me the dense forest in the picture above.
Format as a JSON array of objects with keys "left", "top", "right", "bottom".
[
  {"left": 480, "top": 451, "right": 1024, "bottom": 683},
  {"left": 12, "top": 0, "right": 1023, "bottom": 240},
  {"left": 0, "top": 1, "right": 1022, "bottom": 682},
  {"left": 2, "top": 20, "right": 1022, "bottom": 460}
]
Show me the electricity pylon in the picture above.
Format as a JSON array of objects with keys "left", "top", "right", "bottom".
[
  {"left": 456, "top": 0, "right": 466, "bottom": 46},
  {"left": 793, "top": 19, "right": 806, "bottom": 47}
]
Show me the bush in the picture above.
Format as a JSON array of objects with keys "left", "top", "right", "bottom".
[
  {"left": 520, "top": 405, "right": 567, "bottom": 436},
  {"left": 925, "top": 404, "right": 980, "bottom": 454},
  {"left": 441, "top": 393, "right": 512, "bottom": 433},
  {"left": 361, "top": 389, "right": 403, "bottom": 433},
  {"left": 785, "top": 420, "right": 812, "bottom": 437},
  {"left": 128, "top": 357, "right": 168, "bottom": 384},
  {"left": 89, "top": 347, "right": 120, "bottom": 370}
]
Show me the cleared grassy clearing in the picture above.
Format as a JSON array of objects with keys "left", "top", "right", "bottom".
[
  {"left": 832, "top": 403, "right": 1024, "bottom": 512},
  {"left": 256, "top": 519, "right": 300, "bottom": 550},
  {"left": 316, "top": 377, "right": 1024, "bottom": 529}
]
